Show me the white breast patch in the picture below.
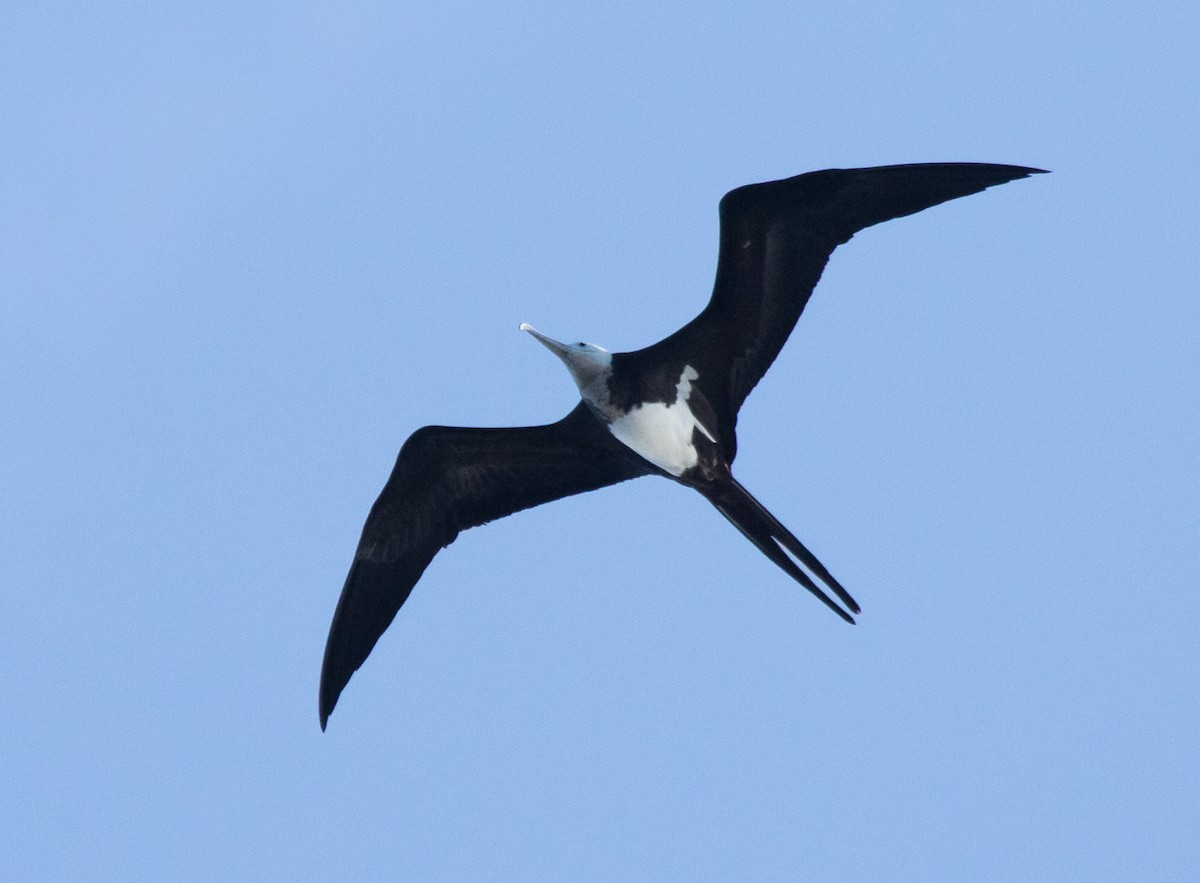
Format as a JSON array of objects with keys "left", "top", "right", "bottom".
[{"left": 607, "top": 365, "right": 715, "bottom": 477}]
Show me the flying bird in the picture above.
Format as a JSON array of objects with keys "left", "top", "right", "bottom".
[{"left": 319, "top": 162, "right": 1044, "bottom": 729}]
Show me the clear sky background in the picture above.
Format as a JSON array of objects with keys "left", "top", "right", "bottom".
[{"left": 3, "top": 2, "right": 1197, "bottom": 880}]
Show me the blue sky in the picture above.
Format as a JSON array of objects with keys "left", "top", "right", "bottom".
[{"left": 3, "top": 2, "right": 1197, "bottom": 879}]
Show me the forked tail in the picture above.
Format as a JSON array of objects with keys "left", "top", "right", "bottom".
[{"left": 704, "top": 478, "right": 859, "bottom": 623}]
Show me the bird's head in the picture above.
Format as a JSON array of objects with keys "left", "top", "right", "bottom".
[{"left": 520, "top": 323, "right": 612, "bottom": 394}]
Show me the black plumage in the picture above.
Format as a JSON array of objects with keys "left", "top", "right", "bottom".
[{"left": 320, "top": 162, "right": 1045, "bottom": 729}]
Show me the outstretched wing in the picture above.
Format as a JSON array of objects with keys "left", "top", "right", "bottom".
[
  {"left": 320, "top": 402, "right": 652, "bottom": 728},
  {"left": 658, "top": 163, "right": 1046, "bottom": 423}
]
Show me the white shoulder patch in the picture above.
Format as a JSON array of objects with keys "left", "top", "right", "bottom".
[{"left": 607, "top": 365, "right": 714, "bottom": 476}]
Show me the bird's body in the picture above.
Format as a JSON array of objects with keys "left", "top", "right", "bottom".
[{"left": 320, "top": 162, "right": 1045, "bottom": 729}]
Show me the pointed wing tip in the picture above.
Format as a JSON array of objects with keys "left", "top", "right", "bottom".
[
  {"left": 319, "top": 656, "right": 347, "bottom": 732},
  {"left": 957, "top": 163, "right": 1048, "bottom": 188},
  {"left": 1006, "top": 164, "right": 1050, "bottom": 180},
  {"left": 319, "top": 670, "right": 345, "bottom": 732},
  {"left": 319, "top": 687, "right": 341, "bottom": 731},
  {"left": 319, "top": 692, "right": 333, "bottom": 731}
]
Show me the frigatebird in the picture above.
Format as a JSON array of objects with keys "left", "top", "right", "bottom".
[{"left": 319, "top": 162, "right": 1044, "bottom": 729}]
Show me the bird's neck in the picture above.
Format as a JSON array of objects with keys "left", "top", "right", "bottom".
[{"left": 576, "top": 371, "right": 620, "bottom": 423}]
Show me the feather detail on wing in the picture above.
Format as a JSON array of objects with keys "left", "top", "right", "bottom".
[{"left": 319, "top": 402, "right": 651, "bottom": 728}]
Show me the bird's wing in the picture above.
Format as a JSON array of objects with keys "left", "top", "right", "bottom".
[
  {"left": 320, "top": 402, "right": 653, "bottom": 728},
  {"left": 658, "top": 163, "right": 1045, "bottom": 421}
]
